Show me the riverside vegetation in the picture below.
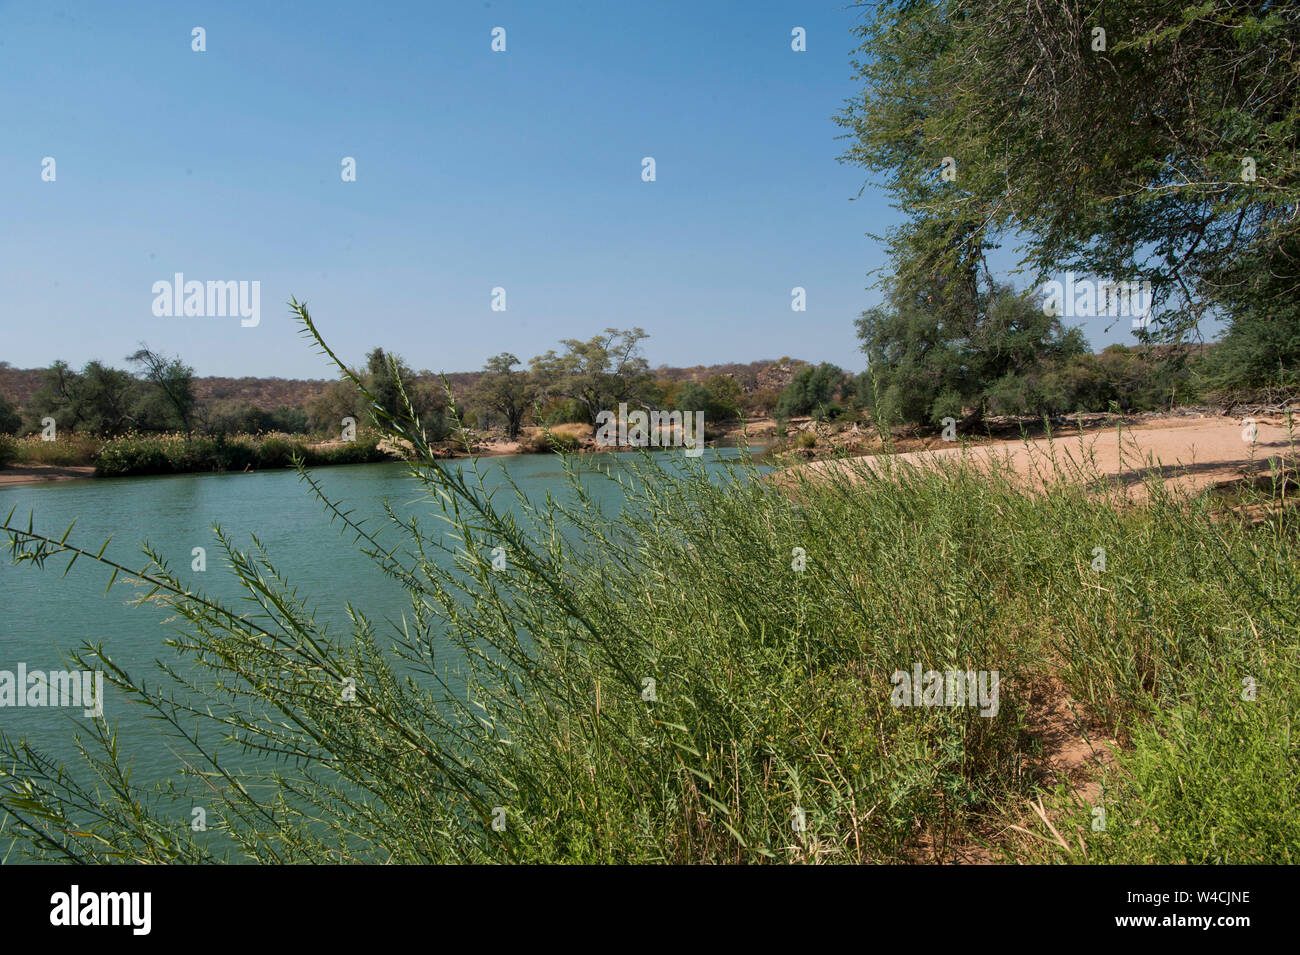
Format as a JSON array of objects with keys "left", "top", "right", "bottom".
[
  {"left": 0, "top": 429, "right": 387, "bottom": 476},
  {"left": 0, "top": 302, "right": 1295, "bottom": 863}
]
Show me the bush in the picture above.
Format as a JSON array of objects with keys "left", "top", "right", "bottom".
[
  {"left": 524, "top": 429, "right": 579, "bottom": 454},
  {"left": 94, "top": 431, "right": 389, "bottom": 476},
  {"left": 749, "top": 387, "right": 782, "bottom": 417},
  {"left": 95, "top": 434, "right": 175, "bottom": 477},
  {"left": 304, "top": 434, "right": 388, "bottom": 465},
  {"left": 775, "top": 364, "right": 845, "bottom": 420},
  {"left": 812, "top": 401, "right": 845, "bottom": 423},
  {"left": 255, "top": 434, "right": 306, "bottom": 468}
]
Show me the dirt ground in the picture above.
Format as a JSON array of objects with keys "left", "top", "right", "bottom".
[{"left": 795, "top": 415, "right": 1296, "bottom": 498}]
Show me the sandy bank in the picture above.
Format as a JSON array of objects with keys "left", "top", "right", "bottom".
[
  {"left": 0, "top": 465, "right": 98, "bottom": 488},
  {"left": 785, "top": 416, "right": 1296, "bottom": 498}
]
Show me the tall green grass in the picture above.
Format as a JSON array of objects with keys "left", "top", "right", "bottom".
[
  {"left": 1, "top": 302, "right": 1295, "bottom": 864},
  {"left": 6, "top": 432, "right": 102, "bottom": 467}
]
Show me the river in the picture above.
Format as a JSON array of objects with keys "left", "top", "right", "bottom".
[{"left": 0, "top": 449, "right": 763, "bottom": 788}]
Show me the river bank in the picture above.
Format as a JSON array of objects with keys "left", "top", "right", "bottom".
[
  {"left": 784, "top": 414, "right": 1297, "bottom": 500},
  {"left": 0, "top": 417, "right": 785, "bottom": 487},
  {"left": 0, "top": 464, "right": 98, "bottom": 487}
]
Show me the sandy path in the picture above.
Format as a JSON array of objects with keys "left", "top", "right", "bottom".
[{"left": 792, "top": 416, "right": 1296, "bottom": 497}]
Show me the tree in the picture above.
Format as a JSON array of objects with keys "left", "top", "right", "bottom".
[
  {"left": 25, "top": 360, "right": 141, "bottom": 436},
  {"left": 359, "top": 348, "right": 451, "bottom": 440},
  {"left": 1201, "top": 235, "right": 1300, "bottom": 389},
  {"left": 857, "top": 279, "right": 1085, "bottom": 428},
  {"left": 79, "top": 361, "right": 138, "bottom": 436},
  {"left": 470, "top": 353, "right": 535, "bottom": 439},
  {"left": 0, "top": 395, "right": 21, "bottom": 435},
  {"left": 673, "top": 377, "right": 743, "bottom": 424},
  {"left": 775, "top": 363, "right": 847, "bottom": 421},
  {"left": 27, "top": 360, "right": 86, "bottom": 433},
  {"left": 128, "top": 346, "right": 196, "bottom": 434},
  {"left": 306, "top": 380, "right": 360, "bottom": 436},
  {"left": 702, "top": 375, "right": 743, "bottom": 420},
  {"left": 530, "top": 329, "right": 651, "bottom": 425},
  {"left": 835, "top": 0, "right": 1300, "bottom": 348}
]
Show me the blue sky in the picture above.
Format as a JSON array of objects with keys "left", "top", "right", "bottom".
[{"left": 0, "top": 0, "right": 1165, "bottom": 379}]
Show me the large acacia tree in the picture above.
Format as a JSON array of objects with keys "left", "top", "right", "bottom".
[
  {"left": 837, "top": 1, "right": 1300, "bottom": 352},
  {"left": 529, "top": 328, "right": 652, "bottom": 425},
  {"left": 470, "top": 353, "right": 535, "bottom": 438}
]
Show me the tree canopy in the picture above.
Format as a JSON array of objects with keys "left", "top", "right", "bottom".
[{"left": 836, "top": 0, "right": 1300, "bottom": 365}]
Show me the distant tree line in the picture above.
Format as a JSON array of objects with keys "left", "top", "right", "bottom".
[
  {"left": 0, "top": 323, "right": 1268, "bottom": 447},
  {"left": 0, "top": 330, "right": 790, "bottom": 442}
]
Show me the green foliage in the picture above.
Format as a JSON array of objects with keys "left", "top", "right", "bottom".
[
  {"left": 0, "top": 395, "right": 22, "bottom": 435},
  {"left": 1201, "top": 244, "right": 1300, "bottom": 389},
  {"left": 1029, "top": 653, "right": 1300, "bottom": 864},
  {"left": 203, "top": 400, "right": 309, "bottom": 435},
  {"left": 775, "top": 363, "right": 845, "bottom": 420},
  {"left": 812, "top": 402, "right": 845, "bottom": 423},
  {"left": 26, "top": 360, "right": 140, "bottom": 436},
  {"left": 128, "top": 346, "right": 196, "bottom": 433},
  {"left": 361, "top": 348, "right": 451, "bottom": 441},
  {"left": 702, "top": 375, "right": 744, "bottom": 420},
  {"left": 538, "top": 397, "right": 591, "bottom": 426},
  {"left": 749, "top": 387, "right": 782, "bottom": 417},
  {"left": 530, "top": 328, "right": 652, "bottom": 425},
  {"left": 836, "top": 0, "right": 1300, "bottom": 344},
  {"left": 675, "top": 378, "right": 741, "bottom": 423},
  {"left": 470, "top": 353, "right": 535, "bottom": 438},
  {"left": 3, "top": 301, "right": 1293, "bottom": 864},
  {"left": 93, "top": 431, "right": 388, "bottom": 477},
  {"left": 859, "top": 281, "right": 1086, "bottom": 427}
]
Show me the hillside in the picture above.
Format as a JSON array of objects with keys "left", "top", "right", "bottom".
[{"left": 0, "top": 359, "right": 809, "bottom": 415}]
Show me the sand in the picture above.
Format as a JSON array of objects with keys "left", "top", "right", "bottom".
[
  {"left": 794, "top": 416, "right": 1295, "bottom": 497},
  {"left": 0, "top": 464, "right": 97, "bottom": 488}
]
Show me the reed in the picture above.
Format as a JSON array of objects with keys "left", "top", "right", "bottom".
[{"left": 1, "top": 301, "right": 1295, "bottom": 863}]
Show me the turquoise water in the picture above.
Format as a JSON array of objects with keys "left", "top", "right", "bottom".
[{"left": 0, "top": 450, "right": 762, "bottom": 786}]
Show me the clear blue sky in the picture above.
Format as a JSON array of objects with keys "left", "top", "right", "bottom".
[{"left": 0, "top": 0, "right": 1162, "bottom": 379}]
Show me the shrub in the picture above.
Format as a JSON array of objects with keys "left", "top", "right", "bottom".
[
  {"left": 255, "top": 434, "right": 306, "bottom": 468},
  {"left": 95, "top": 434, "right": 174, "bottom": 477},
  {"left": 524, "top": 429, "right": 579, "bottom": 454},
  {"left": 812, "top": 401, "right": 844, "bottom": 423},
  {"left": 304, "top": 434, "right": 387, "bottom": 465},
  {"left": 775, "top": 364, "right": 846, "bottom": 420}
]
